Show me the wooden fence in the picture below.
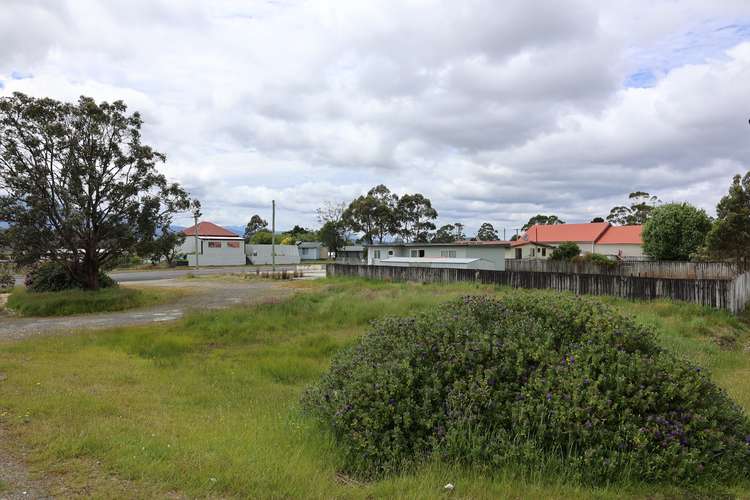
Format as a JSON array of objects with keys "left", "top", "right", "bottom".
[
  {"left": 504, "top": 259, "right": 739, "bottom": 279},
  {"left": 327, "top": 264, "right": 750, "bottom": 314}
]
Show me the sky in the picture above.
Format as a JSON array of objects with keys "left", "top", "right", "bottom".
[{"left": 1, "top": 0, "right": 750, "bottom": 236}]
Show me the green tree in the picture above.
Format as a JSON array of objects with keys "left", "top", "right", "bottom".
[
  {"left": 522, "top": 214, "right": 565, "bottom": 231},
  {"left": 395, "top": 193, "right": 437, "bottom": 242},
  {"left": 244, "top": 215, "right": 268, "bottom": 242},
  {"left": 250, "top": 230, "right": 274, "bottom": 244},
  {"left": 318, "top": 220, "right": 346, "bottom": 253},
  {"left": 431, "top": 224, "right": 456, "bottom": 243},
  {"left": 138, "top": 227, "right": 185, "bottom": 266},
  {"left": 607, "top": 191, "right": 660, "bottom": 226},
  {"left": 706, "top": 173, "right": 750, "bottom": 268},
  {"left": 316, "top": 201, "right": 349, "bottom": 246},
  {"left": 0, "top": 92, "right": 190, "bottom": 289},
  {"left": 550, "top": 242, "right": 580, "bottom": 260},
  {"left": 343, "top": 185, "right": 398, "bottom": 244},
  {"left": 476, "top": 222, "right": 499, "bottom": 241},
  {"left": 590, "top": 217, "right": 605, "bottom": 223},
  {"left": 642, "top": 203, "right": 711, "bottom": 261}
]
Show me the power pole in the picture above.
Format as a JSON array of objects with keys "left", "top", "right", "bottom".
[
  {"left": 271, "top": 199, "right": 276, "bottom": 272},
  {"left": 191, "top": 200, "right": 202, "bottom": 270}
]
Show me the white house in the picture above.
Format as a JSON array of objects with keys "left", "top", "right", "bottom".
[
  {"left": 245, "top": 244, "right": 301, "bottom": 265},
  {"left": 510, "top": 222, "right": 645, "bottom": 260},
  {"left": 366, "top": 241, "right": 510, "bottom": 270},
  {"left": 180, "top": 222, "right": 246, "bottom": 266},
  {"left": 297, "top": 241, "right": 328, "bottom": 261}
]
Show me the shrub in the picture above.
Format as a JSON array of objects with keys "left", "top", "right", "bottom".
[
  {"left": 573, "top": 252, "right": 618, "bottom": 269},
  {"left": 643, "top": 203, "right": 712, "bottom": 261},
  {"left": 302, "top": 293, "right": 750, "bottom": 484},
  {"left": 550, "top": 241, "right": 580, "bottom": 260},
  {"left": 25, "top": 261, "right": 115, "bottom": 293},
  {"left": 0, "top": 267, "right": 13, "bottom": 291}
]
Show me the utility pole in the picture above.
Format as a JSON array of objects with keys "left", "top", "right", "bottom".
[
  {"left": 191, "top": 200, "right": 202, "bottom": 270},
  {"left": 271, "top": 199, "right": 276, "bottom": 272},
  {"left": 503, "top": 228, "right": 506, "bottom": 240}
]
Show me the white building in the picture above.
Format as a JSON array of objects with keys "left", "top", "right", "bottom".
[
  {"left": 245, "top": 244, "right": 301, "bottom": 265},
  {"left": 297, "top": 241, "right": 328, "bottom": 261},
  {"left": 510, "top": 223, "right": 645, "bottom": 260},
  {"left": 366, "top": 241, "right": 510, "bottom": 270},
  {"left": 180, "top": 222, "right": 246, "bottom": 266}
]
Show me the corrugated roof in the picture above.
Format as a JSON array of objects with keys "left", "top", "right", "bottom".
[
  {"left": 182, "top": 221, "right": 240, "bottom": 238},
  {"left": 382, "top": 257, "right": 480, "bottom": 264},
  {"left": 512, "top": 223, "right": 610, "bottom": 247},
  {"left": 597, "top": 225, "right": 643, "bottom": 244},
  {"left": 298, "top": 241, "right": 322, "bottom": 248},
  {"left": 369, "top": 240, "right": 510, "bottom": 248}
]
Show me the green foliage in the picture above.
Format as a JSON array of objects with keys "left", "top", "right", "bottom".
[
  {"left": 25, "top": 261, "right": 115, "bottom": 293},
  {"left": 522, "top": 215, "right": 565, "bottom": 231},
  {"left": 395, "top": 193, "right": 438, "bottom": 242},
  {"left": 607, "top": 191, "right": 660, "bottom": 226},
  {"left": 137, "top": 227, "right": 185, "bottom": 266},
  {"left": 550, "top": 242, "right": 581, "bottom": 260},
  {"left": 590, "top": 217, "right": 605, "bottom": 223},
  {"left": 250, "top": 230, "right": 275, "bottom": 244},
  {"left": 303, "top": 293, "right": 750, "bottom": 484},
  {"left": 244, "top": 214, "right": 268, "bottom": 242},
  {"left": 0, "top": 266, "right": 13, "bottom": 291},
  {"left": 706, "top": 172, "right": 750, "bottom": 268},
  {"left": 318, "top": 220, "right": 346, "bottom": 253},
  {"left": 477, "top": 222, "right": 499, "bottom": 241},
  {"left": 6, "top": 286, "right": 175, "bottom": 316},
  {"left": 642, "top": 203, "right": 712, "bottom": 261},
  {"left": 588, "top": 252, "right": 617, "bottom": 268},
  {"left": 431, "top": 224, "right": 457, "bottom": 243}
]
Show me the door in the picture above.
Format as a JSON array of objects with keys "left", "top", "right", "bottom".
[{"left": 515, "top": 248, "right": 522, "bottom": 259}]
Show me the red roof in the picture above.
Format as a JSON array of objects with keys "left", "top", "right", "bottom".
[
  {"left": 512, "top": 222, "right": 643, "bottom": 247},
  {"left": 182, "top": 221, "right": 239, "bottom": 238},
  {"left": 596, "top": 225, "right": 642, "bottom": 245},
  {"left": 512, "top": 222, "right": 609, "bottom": 246}
]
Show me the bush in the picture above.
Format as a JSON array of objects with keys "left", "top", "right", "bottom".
[
  {"left": 573, "top": 252, "right": 618, "bottom": 268},
  {"left": 302, "top": 293, "right": 750, "bottom": 484},
  {"left": 643, "top": 203, "right": 712, "bottom": 261},
  {"left": 550, "top": 241, "right": 580, "bottom": 260},
  {"left": 0, "top": 267, "right": 13, "bottom": 291},
  {"left": 25, "top": 261, "right": 115, "bottom": 293}
]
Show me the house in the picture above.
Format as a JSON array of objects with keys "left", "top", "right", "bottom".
[
  {"left": 245, "top": 244, "right": 301, "bottom": 265},
  {"left": 511, "top": 222, "right": 644, "bottom": 259},
  {"left": 367, "top": 240, "right": 510, "bottom": 270},
  {"left": 180, "top": 221, "right": 246, "bottom": 266},
  {"left": 297, "top": 241, "right": 328, "bottom": 261},
  {"left": 335, "top": 245, "right": 366, "bottom": 265}
]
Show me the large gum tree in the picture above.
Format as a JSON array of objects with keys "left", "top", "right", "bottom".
[{"left": 0, "top": 92, "right": 190, "bottom": 289}]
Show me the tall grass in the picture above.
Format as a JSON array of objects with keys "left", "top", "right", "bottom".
[
  {"left": 0, "top": 277, "right": 748, "bottom": 498},
  {"left": 5, "top": 286, "right": 186, "bottom": 317}
]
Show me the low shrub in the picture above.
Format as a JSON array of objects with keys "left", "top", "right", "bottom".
[
  {"left": 573, "top": 252, "right": 618, "bottom": 269},
  {"left": 25, "top": 261, "right": 115, "bottom": 293},
  {"left": 0, "top": 266, "right": 13, "bottom": 291},
  {"left": 7, "top": 286, "right": 162, "bottom": 316},
  {"left": 550, "top": 241, "right": 581, "bottom": 260},
  {"left": 302, "top": 292, "right": 750, "bottom": 484}
]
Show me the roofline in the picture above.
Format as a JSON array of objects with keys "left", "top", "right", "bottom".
[{"left": 366, "top": 241, "right": 511, "bottom": 248}]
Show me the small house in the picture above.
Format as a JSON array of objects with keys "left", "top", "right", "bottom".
[
  {"left": 336, "top": 245, "right": 366, "bottom": 265},
  {"left": 180, "top": 222, "right": 246, "bottom": 266},
  {"left": 297, "top": 241, "right": 328, "bottom": 261},
  {"left": 366, "top": 241, "right": 510, "bottom": 270},
  {"left": 511, "top": 222, "right": 645, "bottom": 259}
]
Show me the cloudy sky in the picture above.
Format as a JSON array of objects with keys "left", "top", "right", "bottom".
[{"left": 2, "top": 0, "right": 750, "bottom": 236}]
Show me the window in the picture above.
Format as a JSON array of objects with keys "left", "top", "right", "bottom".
[
  {"left": 440, "top": 250, "right": 456, "bottom": 258},
  {"left": 374, "top": 250, "right": 381, "bottom": 259},
  {"left": 410, "top": 249, "right": 425, "bottom": 257},
  {"left": 227, "top": 241, "right": 240, "bottom": 248},
  {"left": 515, "top": 248, "right": 522, "bottom": 259},
  {"left": 530, "top": 248, "right": 535, "bottom": 257},
  {"left": 541, "top": 248, "right": 546, "bottom": 257},
  {"left": 208, "top": 241, "right": 222, "bottom": 248},
  {"left": 388, "top": 250, "right": 394, "bottom": 256}
]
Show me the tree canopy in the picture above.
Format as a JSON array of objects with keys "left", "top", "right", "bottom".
[
  {"left": 0, "top": 92, "right": 190, "bottom": 289},
  {"left": 476, "top": 222, "right": 499, "bottom": 241},
  {"left": 642, "top": 203, "right": 711, "bottom": 261},
  {"left": 521, "top": 214, "right": 565, "bottom": 231},
  {"left": 550, "top": 242, "right": 581, "bottom": 260},
  {"left": 395, "top": 193, "right": 437, "bottom": 242},
  {"left": 706, "top": 173, "right": 750, "bottom": 268},
  {"left": 431, "top": 224, "right": 456, "bottom": 243},
  {"left": 244, "top": 215, "right": 268, "bottom": 242},
  {"left": 607, "top": 191, "right": 660, "bottom": 226}
]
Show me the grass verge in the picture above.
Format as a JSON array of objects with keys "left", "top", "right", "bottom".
[
  {"left": 0, "top": 278, "right": 748, "bottom": 498},
  {"left": 5, "top": 286, "right": 188, "bottom": 317}
]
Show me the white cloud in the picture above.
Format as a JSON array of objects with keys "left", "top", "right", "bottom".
[{"left": 1, "top": 0, "right": 750, "bottom": 235}]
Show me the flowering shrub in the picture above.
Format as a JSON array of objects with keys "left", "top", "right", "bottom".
[{"left": 302, "top": 292, "right": 750, "bottom": 483}]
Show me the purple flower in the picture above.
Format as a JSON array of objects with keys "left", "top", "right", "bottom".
[
  {"left": 488, "top": 378, "right": 497, "bottom": 387},
  {"left": 546, "top": 393, "right": 552, "bottom": 401},
  {"left": 583, "top": 378, "right": 590, "bottom": 385},
  {"left": 585, "top": 420, "right": 592, "bottom": 429},
  {"left": 388, "top": 398, "right": 396, "bottom": 405}
]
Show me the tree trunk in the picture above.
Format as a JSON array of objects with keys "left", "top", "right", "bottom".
[{"left": 82, "top": 252, "right": 99, "bottom": 290}]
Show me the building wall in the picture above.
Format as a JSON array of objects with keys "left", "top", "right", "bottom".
[
  {"left": 367, "top": 244, "right": 507, "bottom": 270},
  {"left": 465, "top": 247, "right": 505, "bottom": 270},
  {"left": 299, "top": 246, "right": 320, "bottom": 260},
  {"left": 246, "top": 244, "right": 301, "bottom": 265},
  {"left": 180, "top": 237, "right": 246, "bottom": 266},
  {"left": 593, "top": 243, "right": 644, "bottom": 258}
]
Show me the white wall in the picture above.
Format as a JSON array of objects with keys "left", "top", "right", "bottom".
[
  {"left": 180, "top": 237, "right": 246, "bottom": 266},
  {"left": 594, "top": 243, "right": 644, "bottom": 258},
  {"left": 246, "top": 244, "right": 301, "bottom": 265},
  {"left": 368, "top": 245, "right": 506, "bottom": 270}
]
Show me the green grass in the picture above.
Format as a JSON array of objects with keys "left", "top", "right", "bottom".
[
  {"left": 0, "top": 278, "right": 749, "bottom": 498},
  {"left": 5, "top": 286, "right": 187, "bottom": 317}
]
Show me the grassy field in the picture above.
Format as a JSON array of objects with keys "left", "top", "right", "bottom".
[
  {"left": 0, "top": 278, "right": 749, "bottom": 498},
  {"left": 5, "top": 286, "right": 189, "bottom": 317}
]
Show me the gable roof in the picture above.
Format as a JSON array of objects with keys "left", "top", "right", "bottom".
[
  {"left": 513, "top": 222, "right": 643, "bottom": 247},
  {"left": 596, "top": 224, "right": 643, "bottom": 245},
  {"left": 182, "top": 221, "right": 240, "bottom": 238},
  {"left": 512, "top": 222, "right": 610, "bottom": 246}
]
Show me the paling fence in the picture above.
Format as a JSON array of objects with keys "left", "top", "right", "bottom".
[
  {"left": 327, "top": 264, "right": 750, "bottom": 314},
  {"left": 504, "top": 259, "right": 739, "bottom": 279}
]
